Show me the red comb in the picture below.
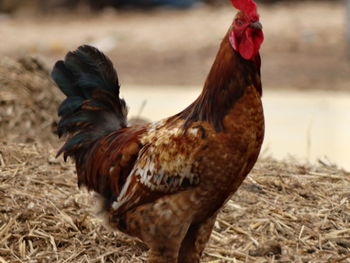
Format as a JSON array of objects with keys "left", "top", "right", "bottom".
[{"left": 230, "top": 0, "right": 259, "bottom": 20}]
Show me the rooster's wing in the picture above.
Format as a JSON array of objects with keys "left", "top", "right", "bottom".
[{"left": 109, "top": 119, "right": 204, "bottom": 215}]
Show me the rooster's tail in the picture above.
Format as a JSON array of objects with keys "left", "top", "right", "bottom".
[{"left": 52, "top": 45, "right": 127, "bottom": 161}]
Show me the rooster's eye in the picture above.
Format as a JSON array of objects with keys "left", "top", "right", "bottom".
[{"left": 236, "top": 19, "right": 243, "bottom": 26}]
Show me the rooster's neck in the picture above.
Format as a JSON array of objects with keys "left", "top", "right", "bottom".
[{"left": 181, "top": 32, "right": 262, "bottom": 132}]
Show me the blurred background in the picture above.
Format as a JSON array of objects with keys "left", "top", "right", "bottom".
[{"left": 0, "top": 0, "right": 349, "bottom": 170}]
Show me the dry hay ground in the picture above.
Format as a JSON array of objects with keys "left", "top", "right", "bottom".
[
  {"left": 0, "top": 56, "right": 62, "bottom": 144},
  {"left": 1, "top": 143, "right": 350, "bottom": 263}
]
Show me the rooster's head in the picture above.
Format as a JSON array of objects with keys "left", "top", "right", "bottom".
[{"left": 229, "top": 0, "right": 264, "bottom": 60}]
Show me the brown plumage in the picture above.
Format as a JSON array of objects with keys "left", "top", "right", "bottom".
[{"left": 52, "top": 1, "right": 265, "bottom": 262}]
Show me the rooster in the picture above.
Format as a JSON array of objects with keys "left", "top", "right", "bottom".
[{"left": 52, "top": 0, "right": 264, "bottom": 262}]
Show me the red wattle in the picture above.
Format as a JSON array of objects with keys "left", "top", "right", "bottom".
[
  {"left": 231, "top": 28, "right": 264, "bottom": 60},
  {"left": 239, "top": 29, "right": 254, "bottom": 60}
]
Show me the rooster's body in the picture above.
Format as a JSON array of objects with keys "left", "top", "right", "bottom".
[{"left": 52, "top": 0, "right": 264, "bottom": 262}]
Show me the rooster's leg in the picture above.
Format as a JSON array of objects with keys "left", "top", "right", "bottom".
[
  {"left": 145, "top": 220, "right": 189, "bottom": 263},
  {"left": 147, "top": 247, "right": 179, "bottom": 263},
  {"left": 177, "top": 213, "right": 218, "bottom": 263},
  {"left": 117, "top": 201, "right": 192, "bottom": 263}
]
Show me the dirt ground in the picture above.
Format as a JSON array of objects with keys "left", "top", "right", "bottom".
[{"left": 0, "top": 1, "right": 349, "bottom": 90}]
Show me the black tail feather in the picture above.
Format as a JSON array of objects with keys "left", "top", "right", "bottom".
[{"left": 52, "top": 45, "right": 128, "bottom": 161}]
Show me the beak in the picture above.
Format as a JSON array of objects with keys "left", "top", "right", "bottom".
[{"left": 250, "top": 21, "right": 263, "bottom": 30}]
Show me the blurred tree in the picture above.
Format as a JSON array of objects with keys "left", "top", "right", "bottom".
[
  {"left": 0, "top": 0, "right": 27, "bottom": 13},
  {"left": 112, "top": 0, "right": 197, "bottom": 8},
  {"left": 0, "top": 0, "right": 343, "bottom": 13},
  {"left": 347, "top": 0, "right": 350, "bottom": 57}
]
